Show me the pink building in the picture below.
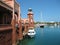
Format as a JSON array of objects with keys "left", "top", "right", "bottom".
[
  {"left": 21, "top": 8, "right": 34, "bottom": 36},
  {"left": 0, "top": 0, "right": 34, "bottom": 45}
]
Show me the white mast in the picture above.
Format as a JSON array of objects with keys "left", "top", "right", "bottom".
[{"left": 40, "top": 11, "right": 43, "bottom": 22}]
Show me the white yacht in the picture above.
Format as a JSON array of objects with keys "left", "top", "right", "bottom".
[
  {"left": 27, "top": 27, "right": 36, "bottom": 38},
  {"left": 40, "top": 24, "right": 45, "bottom": 28}
]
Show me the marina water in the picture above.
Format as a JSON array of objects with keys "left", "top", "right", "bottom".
[{"left": 18, "top": 25, "right": 60, "bottom": 45}]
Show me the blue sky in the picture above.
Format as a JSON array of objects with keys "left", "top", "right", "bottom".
[{"left": 17, "top": 0, "right": 60, "bottom": 22}]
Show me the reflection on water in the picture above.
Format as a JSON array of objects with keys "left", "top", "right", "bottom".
[
  {"left": 40, "top": 28, "right": 44, "bottom": 37},
  {"left": 49, "top": 26, "right": 54, "bottom": 28},
  {"left": 18, "top": 25, "right": 60, "bottom": 45}
]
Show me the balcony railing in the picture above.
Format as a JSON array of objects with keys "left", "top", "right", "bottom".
[{"left": 0, "top": 24, "right": 12, "bottom": 31}]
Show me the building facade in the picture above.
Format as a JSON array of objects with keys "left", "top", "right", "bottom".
[
  {"left": 0, "top": 0, "right": 22, "bottom": 45},
  {"left": 0, "top": 0, "right": 34, "bottom": 45},
  {"left": 21, "top": 8, "right": 34, "bottom": 36}
]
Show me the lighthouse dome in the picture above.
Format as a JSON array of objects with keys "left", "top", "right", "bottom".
[{"left": 28, "top": 8, "right": 32, "bottom": 11}]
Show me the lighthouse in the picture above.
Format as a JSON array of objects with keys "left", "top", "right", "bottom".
[{"left": 28, "top": 8, "right": 34, "bottom": 28}]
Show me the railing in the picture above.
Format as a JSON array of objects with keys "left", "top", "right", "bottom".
[{"left": 0, "top": 24, "right": 12, "bottom": 31}]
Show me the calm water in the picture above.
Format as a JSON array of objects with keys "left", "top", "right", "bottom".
[{"left": 18, "top": 26, "right": 60, "bottom": 45}]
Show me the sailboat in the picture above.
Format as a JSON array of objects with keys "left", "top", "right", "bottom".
[{"left": 40, "top": 12, "right": 45, "bottom": 28}]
